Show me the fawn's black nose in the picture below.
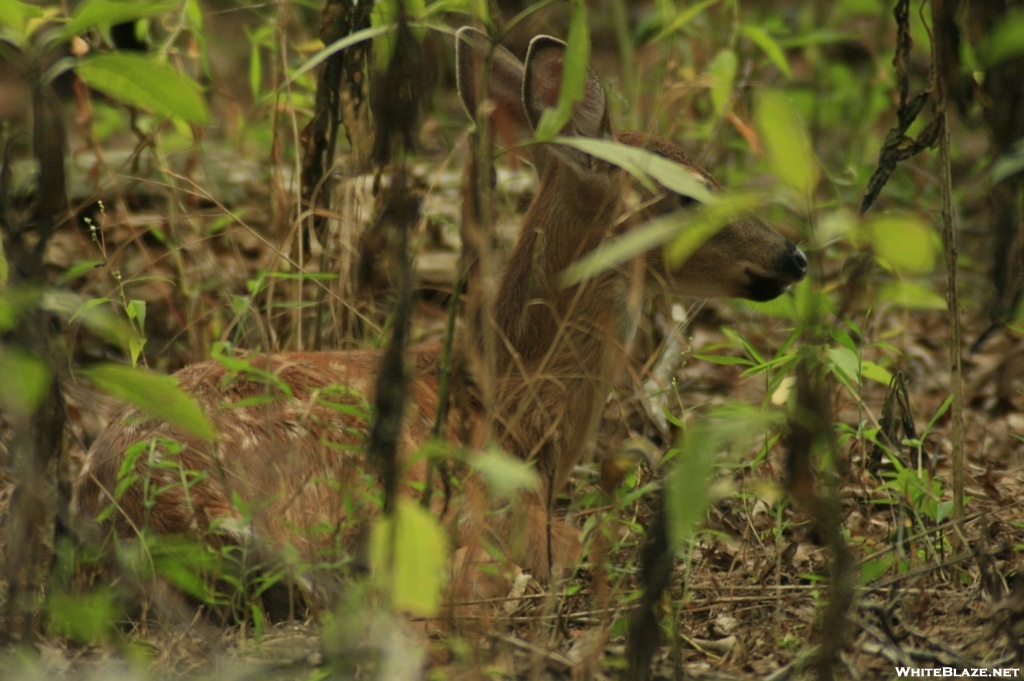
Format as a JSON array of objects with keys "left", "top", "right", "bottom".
[{"left": 788, "top": 242, "right": 808, "bottom": 279}]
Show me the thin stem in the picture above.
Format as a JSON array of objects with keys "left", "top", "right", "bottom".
[{"left": 929, "top": 0, "right": 965, "bottom": 538}]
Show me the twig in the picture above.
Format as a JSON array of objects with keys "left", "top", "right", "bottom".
[
  {"left": 929, "top": 0, "right": 966, "bottom": 542},
  {"left": 489, "top": 631, "right": 575, "bottom": 671}
]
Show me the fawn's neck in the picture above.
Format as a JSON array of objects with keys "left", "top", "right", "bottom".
[
  {"left": 489, "top": 157, "right": 640, "bottom": 494},
  {"left": 493, "top": 159, "right": 633, "bottom": 365}
]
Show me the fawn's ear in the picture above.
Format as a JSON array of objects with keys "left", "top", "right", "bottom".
[
  {"left": 456, "top": 26, "right": 534, "bottom": 147},
  {"left": 523, "top": 35, "right": 610, "bottom": 141}
]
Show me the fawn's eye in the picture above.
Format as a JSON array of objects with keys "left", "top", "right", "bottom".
[{"left": 677, "top": 194, "right": 698, "bottom": 208}]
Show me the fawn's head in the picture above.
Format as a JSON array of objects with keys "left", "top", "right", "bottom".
[{"left": 455, "top": 27, "right": 807, "bottom": 305}]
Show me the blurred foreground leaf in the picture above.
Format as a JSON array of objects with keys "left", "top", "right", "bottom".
[
  {"left": 666, "top": 404, "right": 778, "bottom": 546},
  {"left": 370, "top": 499, "right": 448, "bottom": 616},
  {"left": 555, "top": 137, "right": 715, "bottom": 203},
  {"left": 534, "top": 0, "right": 590, "bottom": 141},
  {"left": 62, "top": 0, "right": 178, "bottom": 40},
  {"left": 708, "top": 49, "right": 737, "bottom": 117},
  {"left": 473, "top": 447, "right": 540, "bottom": 497},
  {"left": 878, "top": 281, "right": 945, "bottom": 310},
  {"left": 867, "top": 215, "right": 936, "bottom": 273},
  {"left": 82, "top": 363, "right": 215, "bottom": 441},
  {"left": 77, "top": 53, "right": 209, "bottom": 123},
  {"left": 0, "top": 349, "right": 52, "bottom": 416},
  {"left": 755, "top": 91, "right": 819, "bottom": 198}
]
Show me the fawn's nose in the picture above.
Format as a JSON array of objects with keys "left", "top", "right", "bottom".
[{"left": 788, "top": 242, "right": 808, "bottom": 280}]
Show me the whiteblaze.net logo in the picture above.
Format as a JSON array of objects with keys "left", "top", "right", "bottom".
[{"left": 894, "top": 669, "right": 1020, "bottom": 677}]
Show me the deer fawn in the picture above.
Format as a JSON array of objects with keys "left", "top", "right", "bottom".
[
  {"left": 454, "top": 27, "right": 806, "bottom": 575},
  {"left": 71, "top": 28, "right": 806, "bottom": 603}
]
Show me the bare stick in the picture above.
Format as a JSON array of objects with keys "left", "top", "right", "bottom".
[{"left": 930, "top": 0, "right": 965, "bottom": 534}]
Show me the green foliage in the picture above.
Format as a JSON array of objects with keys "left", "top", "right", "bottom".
[
  {"left": 755, "top": 90, "right": 819, "bottom": 199},
  {"left": 46, "top": 589, "right": 116, "bottom": 644},
  {"left": 82, "top": 363, "right": 215, "bottom": 441},
  {"left": 290, "top": 24, "right": 392, "bottom": 85},
  {"left": 707, "top": 49, "right": 737, "bottom": 118},
  {"left": 369, "top": 498, "right": 449, "bottom": 617},
  {"left": 858, "top": 556, "right": 893, "bottom": 584},
  {"left": 124, "top": 299, "right": 147, "bottom": 365},
  {"left": 556, "top": 137, "right": 723, "bottom": 286},
  {"left": 877, "top": 281, "right": 946, "bottom": 310},
  {"left": 666, "top": 404, "right": 780, "bottom": 546},
  {"left": 664, "top": 194, "right": 763, "bottom": 266},
  {"left": 0, "top": 348, "right": 52, "bottom": 416},
  {"left": 865, "top": 214, "right": 937, "bottom": 274},
  {"left": 533, "top": 0, "right": 590, "bottom": 141},
  {"left": 0, "top": 0, "right": 43, "bottom": 46},
  {"left": 472, "top": 446, "right": 540, "bottom": 497},
  {"left": 76, "top": 52, "right": 210, "bottom": 123},
  {"left": 654, "top": 0, "right": 722, "bottom": 41},
  {"left": 741, "top": 25, "right": 792, "bottom": 78},
  {"left": 555, "top": 137, "right": 715, "bottom": 202},
  {"left": 61, "top": 0, "right": 178, "bottom": 42},
  {"left": 117, "top": 531, "right": 228, "bottom": 605}
]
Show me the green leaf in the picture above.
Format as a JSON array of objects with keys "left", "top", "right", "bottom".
[
  {"left": 56, "top": 259, "right": 102, "bottom": 285},
  {"left": 664, "top": 194, "right": 763, "bottom": 265},
  {"left": 858, "top": 556, "right": 892, "bottom": 584},
  {"left": 826, "top": 346, "right": 860, "bottom": 387},
  {"left": 248, "top": 38, "right": 261, "bottom": 100},
  {"left": 77, "top": 52, "right": 209, "bottom": 124},
  {"left": 534, "top": 0, "right": 590, "bottom": 141},
  {"left": 0, "top": 0, "right": 40, "bottom": 44},
  {"left": 289, "top": 24, "right": 393, "bottom": 86},
  {"left": 147, "top": 537, "right": 222, "bottom": 602},
  {"left": 560, "top": 209, "right": 683, "bottom": 286},
  {"left": 654, "top": 0, "right": 722, "bottom": 41},
  {"left": 667, "top": 440, "right": 714, "bottom": 545},
  {"left": 707, "top": 49, "right": 737, "bottom": 117},
  {"left": 741, "top": 25, "right": 792, "bottom": 78},
  {"left": 926, "top": 395, "right": 954, "bottom": 433},
  {"left": 127, "top": 299, "right": 146, "bottom": 330},
  {"left": 0, "top": 350, "right": 52, "bottom": 416},
  {"left": 755, "top": 90, "right": 819, "bottom": 197},
  {"left": 45, "top": 292, "right": 134, "bottom": 350},
  {"left": 694, "top": 354, "right": 756, "bottom": 366},
  {"left": 560, "top": 192, "right": 760, "bottom": 286},
  {"left": 666, "top": 405, "right": 771, "bottom": 546},
  {"left": 554, "top": 137, "right": 716, "bottom": 203},
  {"left": 82, "top": 363, "right": 215, "bottom": 441},
  {"left": 860, "top": 360, "right": 892, "bottom": 385},
  {"left": 184, "top": 0, "right": 202, "bottom": 30},
  {"left": 62, "top": 0, "right": 178, "bottom": 40},
  {"left": 877, "top": 280, "right": 945, "bottom": 310},
  {"left": 369, "top": 498, "right": 448, "bottom": 617},
  {"left": 472, "top": 447, "right": 540, "bottom": 497},
  {"left": 867, "top": 215, "right": 936, "bottom": 273},
  {"left": 46, "top": 590, "right": 114, "bottom": 644}
]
